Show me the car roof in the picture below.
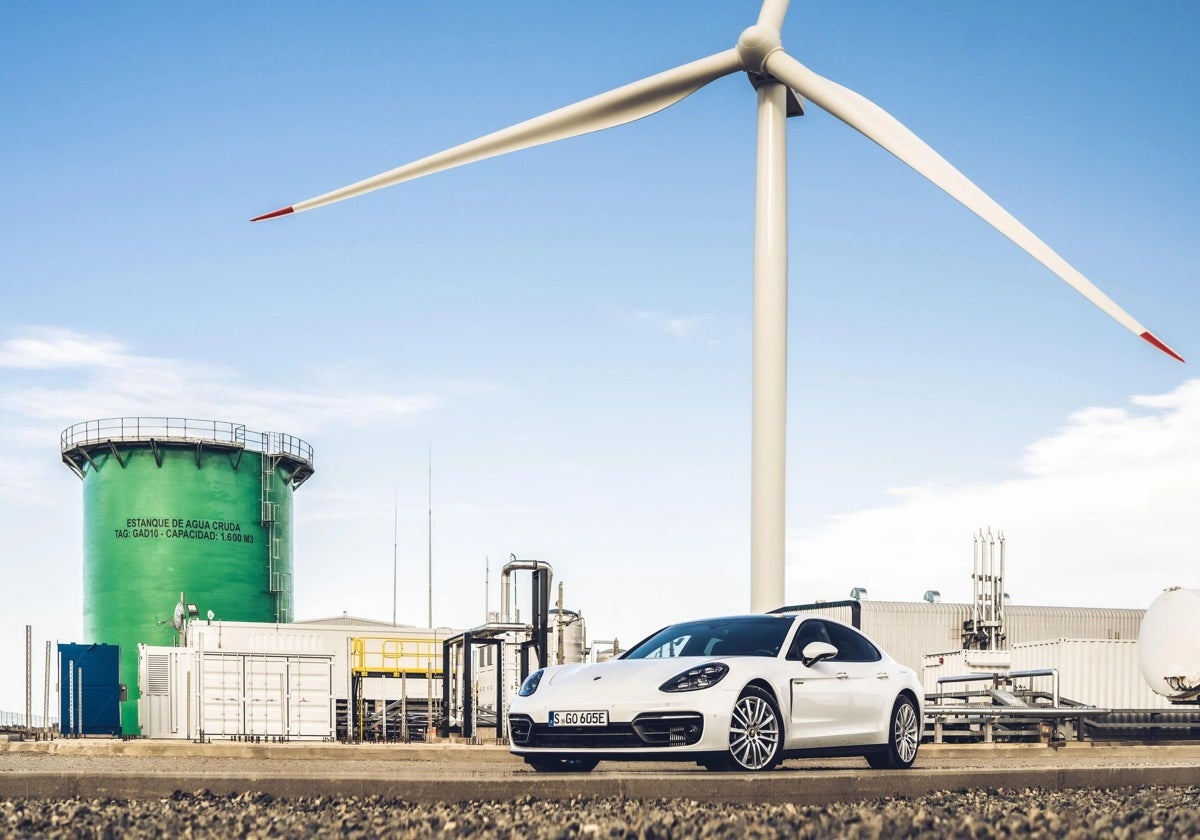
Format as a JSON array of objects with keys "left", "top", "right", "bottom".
[{"left": 664, "top": 613, "right": 856, "bottom": 630}]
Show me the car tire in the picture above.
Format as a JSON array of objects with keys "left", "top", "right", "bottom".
[
  {"left": 524, "top": 756, "right": 600, "bottom": 773},
  {"left": 707, "top": 685, "right": 783, "bottom": 771},
  {"left": 865, "top": 695, "right": 921, "bottom": 770}
]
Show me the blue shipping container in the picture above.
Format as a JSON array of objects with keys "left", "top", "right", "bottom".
[{"left": 58, "top": 643, "right": 122, "bottom": 736}]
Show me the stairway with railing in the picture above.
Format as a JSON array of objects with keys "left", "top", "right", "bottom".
[{"left": 259, "top": 433, "right": 291, "bottom": 623}]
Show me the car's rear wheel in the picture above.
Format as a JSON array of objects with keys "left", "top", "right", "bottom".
[
  {"left": 524, "top": 756, "right": 599, "bottom": 773},
  {"left": 865, "top": 695, "right": 921, "bottom": 770},
  {"left": 707, "top": 685, "right": 782, "bottom": 771}
]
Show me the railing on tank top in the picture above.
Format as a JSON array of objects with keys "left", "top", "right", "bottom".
[{"left": 60, "top": 417, "right": 314, "bottom": 466}]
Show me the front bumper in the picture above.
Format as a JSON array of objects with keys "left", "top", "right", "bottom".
[{"left": 509, "top": 710, "right": 707, "bottom": 752}]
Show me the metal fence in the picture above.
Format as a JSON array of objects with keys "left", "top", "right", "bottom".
[{"left": 0, "top": 710, "right": 58, "bottom": 729}]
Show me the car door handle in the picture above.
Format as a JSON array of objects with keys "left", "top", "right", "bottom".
[
  {"left": 876, "top": 672, "right": 890, "bottom": 680},
  {"left": 836, "top": 672, "right": 849, "bottom": 680}
]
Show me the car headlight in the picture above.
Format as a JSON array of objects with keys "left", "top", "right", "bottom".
[
  {"left": 518, "top": 669, "right": 545, "bottom": 697},
  {"left": 659, "top": 662, "right": 729, "bottom": 692}
]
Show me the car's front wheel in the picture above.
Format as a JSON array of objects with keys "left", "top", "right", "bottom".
[
  {"left": 865, "top": 695, "right": 921, "bottom": 770},
  {"left": 524, "top": 756, "right": 599, "bottom": 773},
  {"left": 707, "top": 685, "right": 783, "bottom": 771}
]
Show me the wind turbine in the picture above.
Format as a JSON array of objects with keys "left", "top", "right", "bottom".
[{"left": 253, "top": 1, "right": 1183, "bottom": 613}]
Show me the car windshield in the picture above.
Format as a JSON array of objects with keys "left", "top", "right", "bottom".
[{"left": 622, "top": 616, "right": 791, "bottom": 659}]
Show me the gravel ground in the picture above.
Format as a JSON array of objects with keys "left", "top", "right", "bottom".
[{"left": 2, "top": 786, "right": 1197, "bottom": 839}]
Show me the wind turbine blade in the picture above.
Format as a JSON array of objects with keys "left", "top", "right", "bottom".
[
  {"left": 765, "top": 51, "right": 1184, "bottom": 363},
  {"left": 757, "top": 0, "right": 791, "bottom": 30},
  {"left": 251, "top": 48, "right": 743, "bottom": 222}
]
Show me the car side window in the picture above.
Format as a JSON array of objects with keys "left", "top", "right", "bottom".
[
  {"left": 824, "top": 623, "right": 882, "bottom": 663},
  {"left": 786, "top": 619, "right": 832, "bottom": 661}
]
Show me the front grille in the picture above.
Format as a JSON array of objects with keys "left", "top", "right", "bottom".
[
  {"left": 509, "top": 712, "right": 704, "bottom": 749},
  {"left": 525, "top": 723, "right": 644, "bottom": 749}
]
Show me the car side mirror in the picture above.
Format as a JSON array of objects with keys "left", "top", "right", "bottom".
[{"left": 801, "top": 641, "right": 838, "bottom": 667}]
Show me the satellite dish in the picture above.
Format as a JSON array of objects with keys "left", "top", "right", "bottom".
[
  {"left": 207, "top": 609, "right": 215, "bottom": 621},
  {"left": 172, "top": 602, "right": 186, "bottom": 631}
]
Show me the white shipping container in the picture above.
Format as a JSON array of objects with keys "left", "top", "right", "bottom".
[
  {"left": 922, "top": 650, "right": 967, "bottom": 697},
  {"left": 1010, "top": 639, "right": 1172, "bottom": 710},
  {"left": 138, "top": 644, "right": 336, "bottom": 739}
]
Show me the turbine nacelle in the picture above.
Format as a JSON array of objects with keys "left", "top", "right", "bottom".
[{"left": 736, "top": 25, "right": 784, "bottom": 74}]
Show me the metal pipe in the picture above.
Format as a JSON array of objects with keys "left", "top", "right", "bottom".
[
  {"left": 427, "top": 447, "right": 432, "bottom": 628},
  {"left": 392, "top": 486, "right": 398, "bottom": 626},
  {"left": 556, "top": 582, "right": 565, "bottom": 666},
  {"left": 989, "top": 528, "right": 997, "bottom": 632},
  {"left": 494, "top": 639, "right": 505, "bottom": 742},
  {"left": 993, "top": 530, "right": 1003, "bottom": 643},
  {"left": 988, "top": 528, "right": 998, "bottom": 635},
  {"left": 499, "top": 554, "right": 554, "bottom": 624},
  {"left": 972, "top": 531, "right": 980, "bottom": 633},
  {"left": 924, "top": 706, "right": 1105, "bottom": 718},
  {"left": 43, "top": 641, "right": 50, "bottom": 739},
  {"left": 25, "top": 626, "right": 31, "bottom": 735},
  {"left": 937, "top": 668, "right": 1065, "bottom": 712},
  {"left": 981, "top": 529, "right": 989, "bottom": 630},
  {"left": 982, "top": 528, "right": 990, "bottom": 632},
  {"left": 67, "top": 660, "right": 74, "bottom": 738},
  {"left": 401, "top": 671, "right": 408, "bottom": 742},
  {"left": 938, "top": 668, "right": 1062, "bottom": 684}
]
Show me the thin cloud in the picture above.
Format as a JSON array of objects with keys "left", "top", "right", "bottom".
[
  {"left": 0, "top": 327, "right": 443, "bottom": 432},
  {"left": 0, "top": 327, "right": 127, "bottom": 370},
  {"left": 630, "top": 310, "right": 716, "bottom": 341},
  {"left": 787, "top": 379, "right": 1200, "bottom": 610},
  {"left": 0, "top": 327, "right": 451, "bottom": 505}
]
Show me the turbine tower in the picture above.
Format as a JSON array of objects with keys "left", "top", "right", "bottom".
[{"left": 253, "top": 1, "right": 1183, "bottom": 613}]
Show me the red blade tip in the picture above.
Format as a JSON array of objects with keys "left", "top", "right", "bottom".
[
  {"left": 250, "top": 206, "right": 295, "bottom": 222},
  {"left": 1141, "top": 332, "right": 1185, "bottom": 363}
]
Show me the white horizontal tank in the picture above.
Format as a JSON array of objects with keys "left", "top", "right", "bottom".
[{"left": 1138, "top": 587, "right": 1200, "bottom": 703}]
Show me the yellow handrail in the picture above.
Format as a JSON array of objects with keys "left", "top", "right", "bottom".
[{"left": 351, "top": 637, "right": 444, "bottom": 675}]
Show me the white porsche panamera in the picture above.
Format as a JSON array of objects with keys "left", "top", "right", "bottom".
[{"left": 508, "top": 613, "right": 923, "bottom": 772}]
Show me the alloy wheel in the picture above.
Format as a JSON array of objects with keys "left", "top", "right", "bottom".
[
  {"left": 893, "top": 699, "right": 920, "bottom": 764},
  {"left": 729, "top": 693, "right": 780, "bottom": 770}
]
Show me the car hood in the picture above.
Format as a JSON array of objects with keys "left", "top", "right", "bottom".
[{"left": 546, "top": 658, "right": 724, "bottom": 691}]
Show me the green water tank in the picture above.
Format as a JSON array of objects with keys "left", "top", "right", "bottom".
[{"left": 61, "top": 418, "right": 314, "bottom": 734}]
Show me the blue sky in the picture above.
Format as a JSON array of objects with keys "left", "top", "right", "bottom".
[{"left": 1, "top": 2, "right": 1197, "bottom": 712}]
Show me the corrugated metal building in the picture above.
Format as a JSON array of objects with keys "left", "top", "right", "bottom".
[{"left": 777, "top": 600, "right": 1152, "bottom": 707}]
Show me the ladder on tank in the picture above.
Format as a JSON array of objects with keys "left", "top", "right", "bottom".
[{"left": 260, "top": 433, "right": 291, "bottom": 622}]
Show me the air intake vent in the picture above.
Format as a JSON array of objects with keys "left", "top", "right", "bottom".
[
  {"left": 146, "top": 654, "right": 170, "bottom": 695},
  {"left": 631, "top": 712, "right": 704, "bottom": 746},
  {"left": 508, "top": 714, "right": 534, "bottom": 745}
]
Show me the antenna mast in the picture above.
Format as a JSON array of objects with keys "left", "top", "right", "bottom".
[
  {"left": 392, "top": 485, "right": 398, "bottom": 626},
  {"left": 427, "top": 446, "right": 433, "bottom": 628}
]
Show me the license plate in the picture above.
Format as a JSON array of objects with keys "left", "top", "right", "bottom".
[{"left": 549, "top": 710, "right": 609, "bottom": 727}]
